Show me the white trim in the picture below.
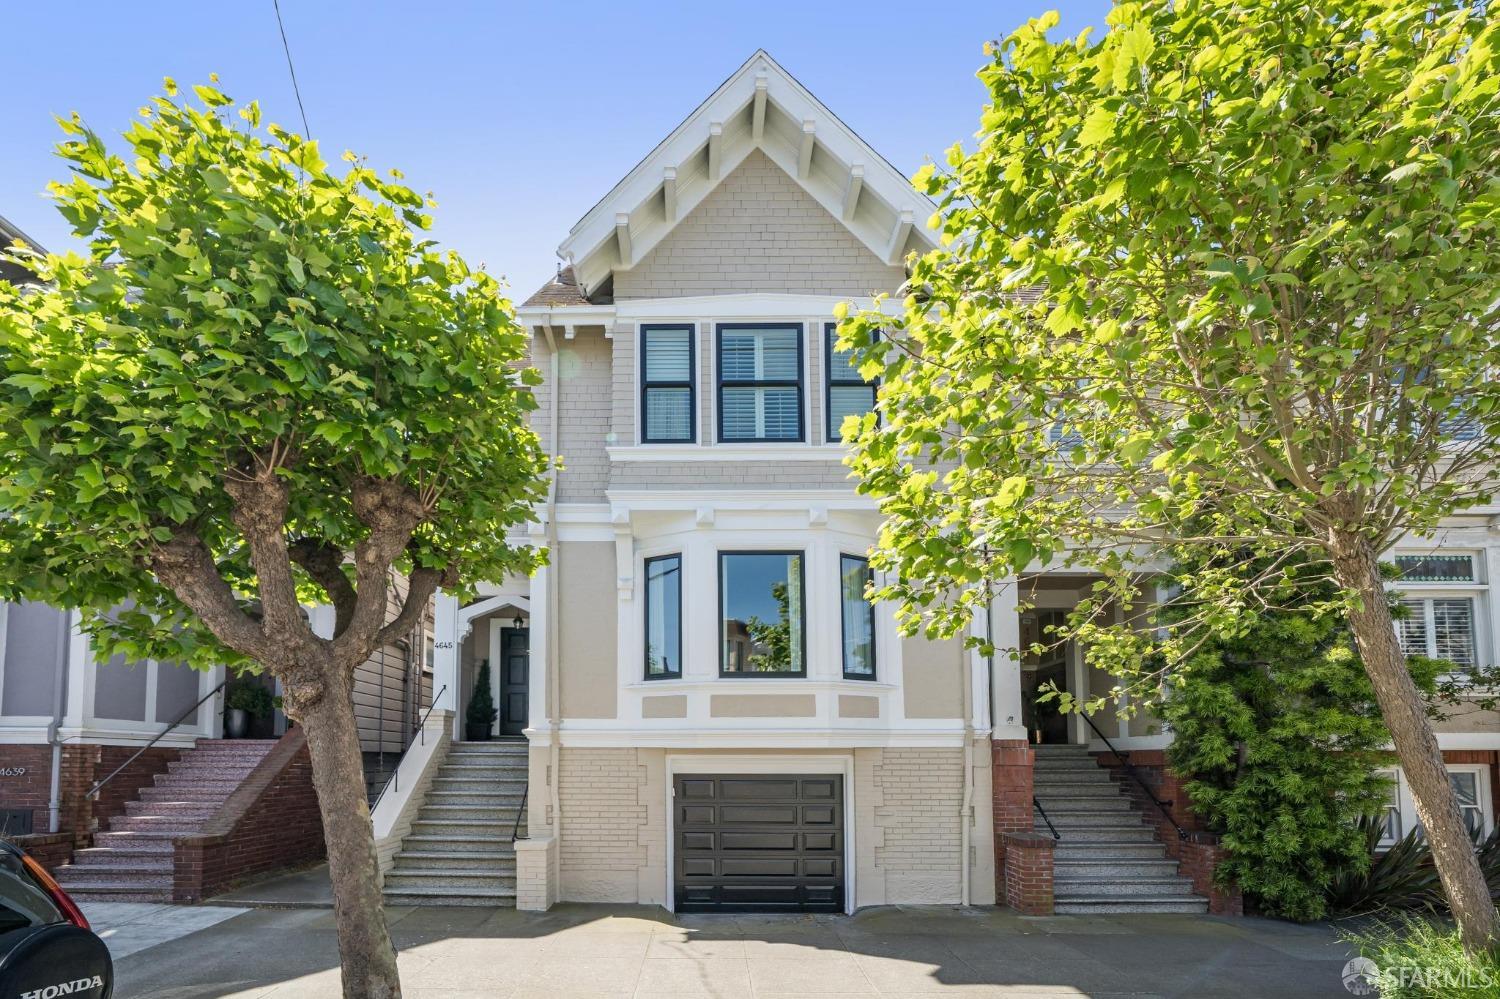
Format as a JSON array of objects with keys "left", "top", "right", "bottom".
[
  {"left": 617, "top": 293, "right": 895, "bottom": 320},
  {"left": 664, "top": 752, "right": 855, "bottom": 914},
  {"left": 1376, "top": 763, "right": 1493, "bottom": 848},
  {"left": 609, "top": 444, "right": 851, "bottom": 463},
  {"left": 530, "top": 726, "right": 969, "bottom": 749}
]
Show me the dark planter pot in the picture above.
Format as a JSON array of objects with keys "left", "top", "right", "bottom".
[
  {"left": 225, "top": 708, "right": 250, "bottom": 739},
  {"left": 465, "top": 721, "right": 492, "bottom": 742}
]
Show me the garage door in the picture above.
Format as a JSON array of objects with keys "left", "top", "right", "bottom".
[{"left": 673, "top": 774, "right": 844, "bottom": 913}]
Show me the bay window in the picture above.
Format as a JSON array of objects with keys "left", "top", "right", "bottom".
[
  {"left": 720, "top": 552, "right": 805, "bottom": 675},
  {"left": 1376, "top": 766, "right": 1490, "bottom": 848},
  {"left": 641, "top": 324, "right": 696, "bottom": 443},
  {"left": 825, "top": 323, "right": 877, "bottom": 443},
  {"left": 839, "top": 555, "right": 876, "bottom": 679},
  {"left": 718, "top": 324, "right": 803, "bottom": 442},
  {"left": 644, "top": 554, "right": 682, "bottom": 679}
]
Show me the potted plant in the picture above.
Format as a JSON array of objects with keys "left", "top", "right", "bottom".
[
  {"left": 225, "top": 682, "right": 275, "bottom": 739},
  {"left": 465, "top": 661, "right": 496, "bottom": 742}
]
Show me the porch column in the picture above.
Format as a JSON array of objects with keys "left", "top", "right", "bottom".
[
  {"left": 432, "top": 590, "right": 460, "bottom": 732},
  {"left": 988, "top": 579, "right": 1035, "bottom": 905},
  {"left": 989, "top": 581, "right": 1026, "bottom": 741}
]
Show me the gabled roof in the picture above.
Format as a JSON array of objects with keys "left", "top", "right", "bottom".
[{"left": 559, "top": 50, "right": 937, "bottom": 298}]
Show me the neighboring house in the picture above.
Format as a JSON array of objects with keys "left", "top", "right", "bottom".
[
  {"left": 405, "top": 50, "right": 1500, "bottom": 917},
  {"left": 0, "top": 213, "right": 45, "bottom": 286}
]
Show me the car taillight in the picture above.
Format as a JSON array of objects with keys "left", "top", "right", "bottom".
[{"left": 20, "top": 852, "right": 90, "bottom": 930}]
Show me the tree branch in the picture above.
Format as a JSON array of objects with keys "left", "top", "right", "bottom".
[
  {"left": 373, "top": 562, "right": 456, "bottom": 650},
  {"left": 148, "top": 527, "right": 269, "bottom": 660},
  {"left": 289, "top": 538, "right": 358, "bottom": 638}
]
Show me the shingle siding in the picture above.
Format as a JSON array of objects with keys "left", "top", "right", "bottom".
[{"left": 615, "top": 149, "right": 905, "bottom": 300}]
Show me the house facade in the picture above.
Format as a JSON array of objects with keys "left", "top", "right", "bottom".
[{"left": 402, "top": 51, "right": 1500, "bottom": 916}]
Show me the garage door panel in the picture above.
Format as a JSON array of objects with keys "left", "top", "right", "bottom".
[{"left": 674, "top": 773, "right": 844, "bottom": 914}]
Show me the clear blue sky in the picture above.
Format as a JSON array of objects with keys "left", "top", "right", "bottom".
[{"left": 1, "top": 1, "right": 1110, "bottom": 300}]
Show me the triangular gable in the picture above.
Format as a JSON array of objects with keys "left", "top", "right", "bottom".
[{"left": 559, "top": 50, "right": 936, "bottom": 297}]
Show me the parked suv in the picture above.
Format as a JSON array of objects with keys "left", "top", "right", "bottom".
[{"left": 0, "top": 840, "right": 110, "bottom": 999}]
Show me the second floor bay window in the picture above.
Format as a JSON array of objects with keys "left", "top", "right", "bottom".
[
  {"left": 718, "top": 323, "right": 803, "bottom": 442},
  {"left": 644, "top": 554, "right": 682, "bottom": 679},
  {"left": 721, "top": 552, "right": 805, "bottom": 675},
  {"left": 1393, "top": 553, "right": 1484, "bottom": 669},
  {"left": 641, "top": 324, "right": 696, "bottom": 443},
  {"left": 825, "top": 323, "right": 877, "bottom": 443}
]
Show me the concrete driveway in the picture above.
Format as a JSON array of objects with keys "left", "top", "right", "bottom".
[{"left": 114, "top": 903, "right": 1355, "bottom": 998}]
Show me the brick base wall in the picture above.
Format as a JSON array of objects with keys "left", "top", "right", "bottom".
[
  {"left": 1001, "top": 831, "right": 1054, "bottom": 915},
  {"left": 991, "top": 739, "right": 1035, "bottom": 901},
  {"left": 1178, "top": 832, "right": 1243, "bottom": 915},
  {"left": 173, "top": 730, "right": 323, "bottom": 902},
  {"left": 0, "top": 744, "right": 180, "bottom": 849},
  {"left": 5, "top": 832, "right": 74, "bottom": 873}
]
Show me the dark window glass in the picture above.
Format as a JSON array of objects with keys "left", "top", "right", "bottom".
[
  {"left": 641, "top": 325, "right": 695, "bottom": 443},
  {"left": 720, "top": 552, "right": 805, "bottom": 675},
  {"left": 0, "top": 851, "right": 63, "bottom": 935},
  {"left": 840, "top": 555, "right": 876, "bottom": 679},
  {"left": 718, "top": 324, "right": 803, "bottom": 442},
  {"left": 825, "top": 323, "right": 877, "bottom": 443},
  {"left": 645, "top": 554, "right": 682, "bottom": 679},
  {"left": 1394, "top": 554, "right": 1476, "bottom": 583}
]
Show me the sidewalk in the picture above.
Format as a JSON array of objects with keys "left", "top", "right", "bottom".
[{"left": 113, "top": 902, "right": 1355, "bottom": 998}]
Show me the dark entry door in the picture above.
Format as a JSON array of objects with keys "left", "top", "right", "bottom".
[
  {"left": 499, "top": 627, "right": 529, "bottom": 737},
  {"left": 673, "top": 774, "right": 844, "bottom": 913}
]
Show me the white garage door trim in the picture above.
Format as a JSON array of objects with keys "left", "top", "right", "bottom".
[{"left": 665, "top": 754, "right": 855, "bottom": 914}]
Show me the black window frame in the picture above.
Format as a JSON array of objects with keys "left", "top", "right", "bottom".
[
  {"left": 643, "top": 553, "right": 683, "bottom": 680},
  {"left": 824, "top": 322, "right": 878, "bottom": 444},
  {"left": 718, "top": 550, "right": 807, "bottom": 678},
  {"left": 716, "top": 322, "right": 805, "bottom": 443},
  {"left": 838, "top": 553, "right": 877, "bottom": 681},
  {"left": 640, "top": 323, "right": 697, "bottom": 444}
]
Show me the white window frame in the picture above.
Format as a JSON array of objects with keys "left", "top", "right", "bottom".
[
  {"left": 1375, "top": 764, "right": 1492, "bottom": 849},
  {"left": 1389, "top": 550, "right": 1489, "bottom": 670}
]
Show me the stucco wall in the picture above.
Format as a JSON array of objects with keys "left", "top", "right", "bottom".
[
  {"left": 614, "top": 149, "right": 905, "bottom": 300},
  {"left": 557, "top": 541, "right": 619, "bottom": 720},
  {"left": 901, "top": 634, "right": 965, "bottom": 720}
]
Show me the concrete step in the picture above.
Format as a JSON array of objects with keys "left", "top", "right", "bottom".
[
  {"left": 1032, "top": 811, "right": 1155, "bottom": 829},
  {"left": 1035, "top": 825, "right": 1158, "bottom": 843},
  {"left": 384, "top": 869, "right": 517, "bottom": 892},
  {"left": 430, "top": 777, "right": 527, "bottom": 793},
  {"left": 1054, "top": 842, "right": 1171, "bottom": 861},
  {"left": 1055, "top": 877, "right": 1196, "bottom": 897},
  {"left": 56, "top": 865, "right": 172, "bottom": 888},
  {"left": 1055, "top": 858, "right": 1182, "bottom": 876},
  {"left": 1033, "top": 797, "right": 1134, "bottom": 814},
  {"left": 92, "top": 831, "right": 177, "bottom": 852},
  {"left": 125, "top": 800, "right": 218, "bottom": 818},
  {"left": 410, "top": 820, "right": 522, "bottom": 839},
  {"left": 138, "top": 786, "right": 233, "bottom": 803},
  {"left": 153, "top": 773, "right": 248, "bottom": 791},
  {"left": 107, "top": 815, "right": 205, "bottom": 834},
  {"left": 56, "top": 885, "right": 173, "bottom": 904},
  {"left": 417, "top": 805, "right": 521, "bottom": 822},
  {"left": 392, "top": 851, "right": 515, "bottom": 871},
  {"left": 68, "top": 847, "right": 171, "bottom": 868},
  {"left": 427, "top": 792, "right": 526, "bottom": 807},
  {"left": 400, "top": 834, "right": 525, "bottom": 854},
  {"left": 1054, "top": 897, "right": 1208, "bottom": 915},
  {"left": 1032, "top": 773, "right": 1120, "bottom": 788},
  {"left": 382, "top": 886, "right": 516, "bottom": 907}
]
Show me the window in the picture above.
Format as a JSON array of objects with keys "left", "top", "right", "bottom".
[
  {"left": 719, "top": 552, "right": 805, "bottom": 675},
  {"left": 1376, "top": 767, "right": 1490, "bottom": 848},
  {"left": 1392, "top": 552, "right": 1483, "bottom": 670},
  {"left": 825, "top": 323, "right": 877, "bottom": 443},
  {"left": 718, "top": 324, "right": 803, "bottom": 442},
  {"left": 641, "top": 325, "right": 696, "bottom": 443},
  {"left": 839, "top": 555, "right": 876, "bottom": 679},
  {"left": 644, "top": 554, "right": 682, "bottom": 679}
]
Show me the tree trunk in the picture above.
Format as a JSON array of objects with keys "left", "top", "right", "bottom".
[
  {"left": 1331, "top": 533, "right": 1498, "bottom": 953},
  {"left": 299, "top": 670, "right": 403, "bottom": 998}
]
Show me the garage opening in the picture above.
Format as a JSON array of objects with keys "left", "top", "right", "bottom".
[{"left": 673, "top": 773, "right": 844, "bottom": 913}]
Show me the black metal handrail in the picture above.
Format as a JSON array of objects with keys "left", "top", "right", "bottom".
[
  {"left": 1033, "top": 796, "right": 1060, "bottom": 840},
  {"left": 371, "top": 684, "right": 447, "bottom": 812},
  {"left": 510, "top": 785, "right": 527, "bottom": 844},
  {"left": 1079, "top": 712, "right": 1187, "bottom": 840},
  {"left": 87, "top": 679, "right": 226, "bottom": 800}
]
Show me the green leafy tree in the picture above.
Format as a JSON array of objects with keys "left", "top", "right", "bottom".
[
  {"left": 746, "top": 580, "right": 796, "bottom": 672},
  {"left": 839, "top": 0, "right": 1500, "bottom": 948},
  {"left": 0, "top": 79, "right": 547, "bottom": 996}
]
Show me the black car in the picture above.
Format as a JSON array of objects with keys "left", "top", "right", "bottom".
[{"left": 0, "top": 840, "right": 110, "bottom": 999}]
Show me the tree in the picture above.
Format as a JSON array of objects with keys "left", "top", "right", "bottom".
[
  {"left": 0, "top": 79, "right": 547, "bottom": 996},
  {"left": 838, "top": 0, "right": 1500, "bottom": 949}
]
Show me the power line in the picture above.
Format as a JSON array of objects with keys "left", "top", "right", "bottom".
[{"left": 272, "top": 0, "right": 312, "bottom": 140}]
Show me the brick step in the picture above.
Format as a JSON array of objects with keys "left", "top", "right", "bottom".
[
  {"left": 1054, "top": 843, "right": 1171, "bottom": 861},
  {"left": 54, "top": 883, "right": 174, "bottom": 903},
  {"left": 125, "top": 800, "right": 218, "bottom": 818},
  {"left": 1055, "top": 877, "right": 1196, "bottom": 897},
  {"left": 56, "top": 865, "right": 172, "bottom": 888},
  {"left": 391, "top": 851, "right": 515, "bottom": 871},
  {"left": 106, "top": 815, "right": 205, "bottom": 834},
  {"left": 1054, "top": 897, "right": 1208, "bottom": 915},
  {"left": 400, "top": 834, "right": 524, "bottom": 854}
]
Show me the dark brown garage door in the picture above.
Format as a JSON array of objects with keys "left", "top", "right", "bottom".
[{"left": 673, "top": 773, "right": 844, "bottom": 913}]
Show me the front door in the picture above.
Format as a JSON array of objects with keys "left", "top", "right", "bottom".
[{"left": 499, "top": 626, "right": 529, "bottom": 737}]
